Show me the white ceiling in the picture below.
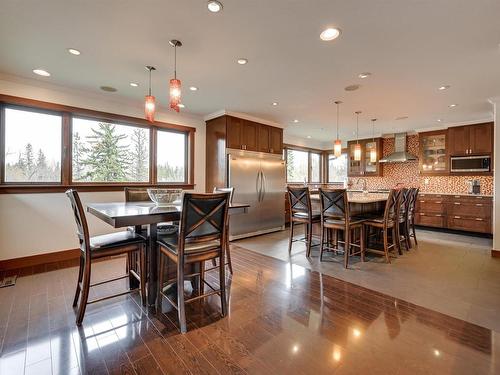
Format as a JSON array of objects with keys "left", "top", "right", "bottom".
[{"left": 1, "top": 0, "right": 499, "bottom": 143}]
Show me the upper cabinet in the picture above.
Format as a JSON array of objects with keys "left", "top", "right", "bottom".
[
  {"left": 448, "top": 122, "right": 493, "bottom": 156},
  {"left": 347, "top": 138, "right": 383, "bottom": 177},
  {"left": 419, "top": 130, "right": 448, "bottom": 175}
]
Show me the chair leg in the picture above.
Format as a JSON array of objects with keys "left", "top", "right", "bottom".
[
  {"left": 177, "top": 262, "right": 187, "bottom": 334},
  {"left": 360, "top": 226, "right": 365, "bottom": 262},
  {"left": 319, "top": 224, "right": 325, "bottom": 261},
  {"left": 199, "top": 261, "right": 205, "bottom": 296},
  {"left": 412, "top": 219, "right": 418, "bottom": 246},
  {"left": 344, "top": 229, "right": 350, "bottom": 269},
  {"left": 139, "top": 246, "right": 147, "bottom": 306},
  {"left": 306, "top": 223, "right": 313, "bottom": 258},
  {"left": 219, "top": 248, "right": 228, "bottom": 317},
  {"left": 288, "top": 222, "right": 294, "bottom": 253},
  {"left": 225, "top": 245, "right": 233, "bottom": 275},
  {"left": 404, "top": 222, "right": 411, "bottom": 250},
  {"left": 156, "top": 250, "right": 165, "bottom": 312},
  {"left": 76, "top": 260, "right": 91, "bottom": 326},
  {"left": 395, "top": 224, "right": 403, "bottom": 255},
  {"left": 383, "top": 228, "right": 391, "bottom": 264},
  {"left": 73, "top": 255, "right": 84, "bottom": 307}
]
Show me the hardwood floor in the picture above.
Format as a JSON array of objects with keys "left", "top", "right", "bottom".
[{"left": 0, "top": 246, "right": 498, "bottom": 374}]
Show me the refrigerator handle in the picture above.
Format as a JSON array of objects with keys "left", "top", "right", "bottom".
[
  {"left": 256, "top": 170, "right": 262, "bottom": 202},
  {"left": 261, "top": 170, "right": 266, "bottom": 200}
]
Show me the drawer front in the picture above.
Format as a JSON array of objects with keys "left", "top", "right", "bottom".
[
  {"left": 415, "top": 213, "right": 445, "bottom": 227},
  {"left": 447, "top": 216, "right": 491, "bottom": 234},
  {"left": 451, "top": 195, "right": 492, "bottom": 203},
  {"left": 417, "top": 200, "right": 446, "bottom": 213},
  {"left": 418, "top": 194, "right": 446, "bottom": 201},
  {"left": 447, "top": 202, "right": 491, "bottom": 218}
]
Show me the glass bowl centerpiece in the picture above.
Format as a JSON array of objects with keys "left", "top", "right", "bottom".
[{"left": 147, "top": 188, "right": 182, "bottom": 206}]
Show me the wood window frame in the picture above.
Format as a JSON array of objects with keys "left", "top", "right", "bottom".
[
  {"left": 0, "top": 94, "right": 196, "bottom": 193},
  {"left": 323, "top": 148, "right": 349, "bottom": 183},
  {"left": 284, "top": 144, "right": 324, "bottom": 183}
]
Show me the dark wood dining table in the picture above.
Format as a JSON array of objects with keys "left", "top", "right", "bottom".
[{"left": 87, "top": 201, "right": 249, "bottom": 306}]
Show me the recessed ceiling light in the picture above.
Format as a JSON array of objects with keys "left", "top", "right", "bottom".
[
  {"left": 306, "top": 135, "right": 312, "bottom": 139},
  {"left": 438, "top": 85, "right": 450, "bottom": 91},
  {"left": 449, "top": 104, "right": 457, "bottom": 108},
  {"left": 395, "top": 116, "right": 408, "bottom": 120},
  {"left": 32, "top": 69, "right": 50, "bottom": 77},
  {"left": 344, "top": 84, "right": 360, "bottom": 91},
  {"left": 272, "top": 102, "right": 278, "bottom": 106},
  {"left": 189, "top": 86, "right": 198, "bottom": 91},
  {"left": 67, "top": 48, "right": 81, "bottom": 56},
  {"left": 293, "top": 119, "right": 299, "bottom": 123},
  {"left": 358, "top": 72, "right": 371, "bottom": 79},
  {"left": 207, "top": 0, "right": 223, "bottom": 13},
  {"left": 130, "top": 82, "right": 138, "bottom": 87},
  {"left": 437, "top": 119, "right": 443, "bottom": 122},
  {"left": 178, "top": 103, "right": 185, "bottom": 108},
  {"left": 320, "top": 28, "right": 341, "bottom": 41},
  {"left": 100, "top": 86, "right": 117, "bottom": 92},
  {"left": 237, "top": 58, "right": 248, "bottom": 65}
]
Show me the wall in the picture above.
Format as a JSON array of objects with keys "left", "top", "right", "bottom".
[
  {"left": 0, "top": 74, "right": 206, "bottom": 261},
  {"left": 490, "top": 98, "right": 500, "bottom": 251},
  {"left": 348, "top": 134, "right": 494, "bottom": 195}
]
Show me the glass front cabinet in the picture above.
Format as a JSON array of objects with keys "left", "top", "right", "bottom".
[
  {"left": 347, "top": 138, "right": 383, "bottom": 177},
  {"left": 419, "top": 130, "right": 448, "bottom": 174}
]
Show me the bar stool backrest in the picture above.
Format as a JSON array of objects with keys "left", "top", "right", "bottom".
[
  {"left": 397, "top": 188, "right": 410, "bottom": 223},
  {"left": 124, "top": 187, "right": 152, "bottom": 202},
  {"left": 318, "top": 188, "right": 348, "bottom": 222},
  {"left": 287, "top": 186, "right": 313, "bottom": 219},
  {"left": 213, "top": 186, "right": 235, "bottom": 204},
  {"left": 408, "top": 187, "right": 420, "bottom": 219},
  {"left": 66, "top": 189, "right": 91, "bottom": 262},
  {"left": 177, "top": 192, "right": 230, "bottom": 257},
  {"left": 384, "top": 189, "right": 399, "bottom": 226}
]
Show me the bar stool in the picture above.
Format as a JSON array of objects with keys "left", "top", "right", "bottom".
[
  {"left": 395, "top": 188, "right": 411, "bottom": 253},
  {"left": 407, "top": 187, "right": 420, "bottom": 247},
  {"left": 363, "top": 189, "right": 399, "bottom": 263},
  {"left": 318, "top": 188, "right": 365, "bottom": 268},
  {"left": 156, "top": 192, "right": 230, "bottom": 333},
  {"left": 212, "top": 187, "right": 235, "bottom": 274},
  {"left": 287, "top": 186, "right": 321, "bottom": 257},
  {"left": 66, "top": 189, "right": 147, "bottom": 326}
]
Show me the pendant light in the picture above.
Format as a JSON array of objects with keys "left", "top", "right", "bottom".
[
  {"left": 333, "top": 101, "right": 343, "bottom": 158},
  {"left": 169, "top": 39, "right": 182, "bottom": 112},
  {"left": 354, "top": 111, "right": 362, "bottom": 161},
  {"left": 144, "top": 66, "right": 156, "bottom": 122},
  {"left": 370, "top": 118, "right": 377, "bottom": 163}
]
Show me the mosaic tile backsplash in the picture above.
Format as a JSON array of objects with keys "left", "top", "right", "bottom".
[{"left": 348, "top": 134, "right": 493, "bottom": 195}]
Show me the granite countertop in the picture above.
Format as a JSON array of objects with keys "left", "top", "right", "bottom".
[
  {"left": 310, "top": 191, "right": 389, "bottom": 204},
  {"left": 419, "top": 192, "right": 493, "bottom": 197}
]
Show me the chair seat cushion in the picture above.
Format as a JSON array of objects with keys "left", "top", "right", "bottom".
[
  {"left": 365, "top": 217, "right": 394, "bottom": 226},
  {"left": 158, "top": 234, "right": 221, "bottom": 255},
  {"left": 293, "top": 211, "right": 321, "bottom": 220},
  {"left": 324, "top": 217, "right": 365, "bottom": 226},
  {"left": 89, "top": 231, "right": 145, "bottom": 250}
]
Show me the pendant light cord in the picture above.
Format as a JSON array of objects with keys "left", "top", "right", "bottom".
[
  {"left": 148, "top": 68, "right": 152, "bottom": 96},
  {"left": 336, "top": 103, "right": 339, "bottom": 139},
  {"left": 356, "top": 112, "right": 359, "bottom": 143},
  {"left": 174, "top": 45, "right": 177, "bottom": 79}
]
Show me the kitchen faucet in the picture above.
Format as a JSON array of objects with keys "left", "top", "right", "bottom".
[{"left": 356, "top": 178, "right": 368, "bottom": 193}]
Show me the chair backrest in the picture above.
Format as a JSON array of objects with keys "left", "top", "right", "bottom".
[
  {"left": 408, "top": 187, "right": 420, "bottom": 218},
  {"left": 318, "top": 188, "right": 348, "bottom": 222},
  {"left": 177, "top": 192, "right": 230, "bottom": 256},
  {"left": 397, "top": 188, "right": 410, "bottom": 222},
  {"left": 383, "top": 189, "right": 399, "bottom": 225},
  {"left": 287, "top": 186, "right": 312, "bottom": 218},
  {"left": 66, "top": 189, "right": 91, "bottom": 259},
  {"left": 124, "top": 187, "right": 152, "bottom": 202},
  {"left": 213, "top": 186, "right": 235, "bottom": 204}
]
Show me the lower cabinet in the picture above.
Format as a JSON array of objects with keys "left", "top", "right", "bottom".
[{"left": 415, "top": 193, "right": 492, "bottom": 234}]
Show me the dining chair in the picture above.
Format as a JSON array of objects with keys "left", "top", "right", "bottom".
[
  {"left": 395, "top": 188, "right": 411, "bottom": 253},
  {"left": 212, "top": 186, "right": 235, "bottom": 273},
  {"left": 363, "top": 189, "right": 399, "bottom": 263},
  {"left": 318, "top": 188, "right": 365, "bottom": 268},
  {"left": 66, "top": 189, "right": 147, "bottom": 326},
  {"left": 156, "top": 192, "right": 230, "bottom": 333},
  {"left": 407, "top": 187, "right": 420, "bottom": 247},
  {"left": 287, "top": 186, "right": 321, "bottom": 257}
]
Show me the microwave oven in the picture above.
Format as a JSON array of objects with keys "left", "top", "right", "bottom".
[{"left": 450, "top": 155, "right": 491, "bottom": 173}]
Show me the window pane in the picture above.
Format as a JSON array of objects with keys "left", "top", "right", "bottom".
[
  {"left": 72, "top": 118, "right": 150, "bottom": 182},
  {"left": 157, "top": 130, "right": 187, "bottom": 183},
  {"left": 4, "top": 108, "right": 62, "bottom": 182},
  {"left": 328, "top": 153, "right": 348, "bottom": 183},
  {"left": 311, "top": 153, "right": 321, "bottom": 182},
  {"left": 286, "top": 149, "right": 308, "bottom": 183}
]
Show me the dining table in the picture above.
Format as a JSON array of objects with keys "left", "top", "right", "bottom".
[
  {"left": 87, "top": 200, "right": 249, "bottom": 306},
  {"left": 310, "top": 191, "right": 389, "bottom": 215}
]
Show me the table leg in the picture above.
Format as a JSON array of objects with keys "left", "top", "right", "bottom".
[
  {"left": 147, "top": 223, "right": 158, "bottom": 306},
  {"left": 128, "top": 225, "right": 143, "bottom": 290}
]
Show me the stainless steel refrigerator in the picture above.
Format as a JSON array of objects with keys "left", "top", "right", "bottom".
[{"left": 227, "top": 150, "right": 286, "bottom": 240}]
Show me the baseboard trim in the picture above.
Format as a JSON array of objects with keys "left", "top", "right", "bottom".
[
  {"left": 0, "top": 248, "right": 80, "bottom": 271},
  {"left": 492, "top": 250, "right": 500, "bottom": 258}
]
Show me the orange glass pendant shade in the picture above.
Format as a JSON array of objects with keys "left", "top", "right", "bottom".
[
  {"left": 145, "top": 95, "right": 156, "bottom": 122},
  {"left": 334, "top": 139, "right": 342, "bottom": 157},
  {"left": 354, "top": 143, "right": 362, "bottom": 161},
  {"left": 169, "top": 78, "right": 181, "bottom": 112},
  {"left": 370, "top": 148, "right": 377, "bottom": 163}
]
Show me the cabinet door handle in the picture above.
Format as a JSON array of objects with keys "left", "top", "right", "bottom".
[
  {"left": 435, "top": 214, "right": 442, "bottom": 217},
  {"left": 454, "top": 202, "right": 461, "bottom": 205},
  {"left": 420, "top": 213, "right": 425, "bottom": 216},
  {"left": 475, "top": 196, "right": 483, "bottom": 199},
  {"left": 476, "top": 204, "right": 483, "bottom": 207},
  {"left": 435, "top": 201, "right": 442, "bottom": 204},
  {"left": 454, "top": 216, "right": 461, "bottom": 219},
  {"left": 475, "top": 218, "right": 483, "bottom": 221},
  {"left": 420, "top": 200, "right": 425, "bottom": 203}
]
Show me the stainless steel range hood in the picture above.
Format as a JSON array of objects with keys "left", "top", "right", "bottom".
[{"left": 379, "top": 133, "right": 417, "bottom": 163}]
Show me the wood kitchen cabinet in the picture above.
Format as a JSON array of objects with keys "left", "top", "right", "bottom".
[
  {"left": 347, "top": 138, "right": 383, "bottom": 177},
  {"left": 258, "top": 124, "right": 283, "bottom": 154},
  {"left": 226, "top": 116, "right": 258, "bottom": 151},
  {"left": 419, "top": 130, "right": 448, "bottom": 175},
  {"left": 448, "top": 122, "right": 493, "bottom": 156}
]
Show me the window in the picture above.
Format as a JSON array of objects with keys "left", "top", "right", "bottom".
[
  {"left": 0, "top": 95, "right": 195, "bottom": 192},
  {"left": 310, "top": 152, "right": 321, "bottom": 182},
  {"left": 286, "top": 149, "right": 308, "bottom": 183},
  {"left": 72, "top": 118, "right": 150, "bottom": 183},
  {"left": 328, "top": 153, "right": 348, "bottom": 183},
  {"left": 157, "top": 130, "right": 187, "bottom": 183},
  {"left": 3, "top": 107, "right": 62, "bottom": 183}
]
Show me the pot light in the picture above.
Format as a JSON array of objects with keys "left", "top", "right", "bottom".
[
  {"left": 130, "top": 82, "right": 138, "bottom": 87},
  {"left": 67, "top": 48, "right": 81, "bottom": 56},
  {"left": 189, "top": 86, "right": 198, "bottom": 91},
  {"left": 100, "top": 86, "right": 117, "bottom": 92},
  {"left": 33, "top": 69, "right": 50, "bottom": 77},
  {"left": 358, "top": 72, "right": 371, "bottom": 79},
  {"left": 272, "top": 102, "right": 279, "bottom": 106},
  {"left": 237, "top": 58, "right": 248, "bottom": 65},
  {"left": 449, "top": 104, "right": 457, "bottom": 108},
  {"left": 307, "top": 135, "right": 312, "bottom": 139},
  {"left": 293, "top": 119, "right": 299, "bottom": 123},
  {"left": 207, "top": 0, "right": 223, "bottom": 13},
  {"left": 320, "top": 28, "right": 341, "bottom": 41},
  {"left": 437, "top": 119, "right": 442, "bottom": 122},
  {"left": 345, "top": 84, "right": 360, "bottom": 91},
  {"left": 438, "top": 85, "right": 450, "bottom": 91}
]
